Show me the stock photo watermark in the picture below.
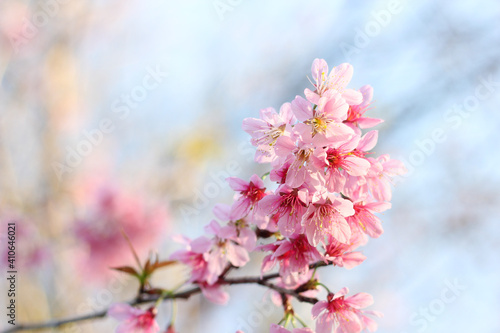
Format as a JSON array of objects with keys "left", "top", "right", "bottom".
[
  {"left": 57, "top": 273, "right": 130, "bottom": 333},
  {"left": 8, "top": 0, "right": 70, "bottom": 53},
  {"left": 393, "top": 74, "right": 499, "bottom": 185},
  {"left": 178, "top": 141, "right": 254, "bottom": 223},
  {"left": 405, "top": 278, "right": 466, "bottom": 333},
  {"left": 339, "top": 0, "right": 404, "bottom": 62},
  {"left": 51, "top": 65, "right": 167, "bottom": 180},
  {"left": 234, "top": 293, "right": 277, "bottom": 332}
]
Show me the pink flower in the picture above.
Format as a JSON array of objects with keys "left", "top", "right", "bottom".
[
  {"left": 172, "top": 217, "right": 250, "bottom": 292},
  {"left": 291, "top": 91, "right": 354, "bottom": 146},
  {"left": 199, "top": 281, "right": 230, "bottom": 305},
  {"left": 312, "top": 135, "right": 370, "bottom": 193},
  {"left": 274, "top": 128, "right": 318, "bottom": 188},
  {"left": 269, "top": 158, "right": 292, "bottom": 185},
  {"left": 260, "top": 234, "right": 322, "bottom": 284},
  {"left": 340, "top": 131, "right": 379, "bottom": 196},
  {"left": 73, "top": 185, "right": 168, "bottom": 282},
  {"left": 302, "top": 193, "right": 355, "bottom": 246},
  {"left": 227, "top": 174, "right": 267, "bottom": 220},
  {"left": 312, "top": 288, "right": 382, "bottom": 333},
  {"left": 170, "top": 235, "right": 214, "bottom": 284},
  {"left": 363, "top": 155, "right": 407, "bottom": 202},
  {"left": 242, "top": 103, "right": 296, "bottom": 163},
  {"left": 323, "top": 233, "right": 366, "bottom": 269},
  {"left": 344, "top": 85, "right": 383, "bottom": 132},
  {"left": 347, "top": 193, "right": 391, "bottom": 239},
  {"left": 356, "top": 130, "right": 379, "bottom": 152},
  {"left": 108, "top": 303, "right": 160, "bottom": 333},
  {"left": 170, "top": 230, "right": 233, "bottom": 305},
  {"left": 259, "top": 185, "right": 309, "bottom": 237},
  {"left": 305, "top": 59, "right": 363, "bottom": 106},
  {"left": 270, "top": 324, "right": 315, "bottom": 333},
  {"left": 212, "top": 203, "right": 257, "bottom": 251},
  {"left": 204, "top": 220, "right": 250, "bottom": 277}
]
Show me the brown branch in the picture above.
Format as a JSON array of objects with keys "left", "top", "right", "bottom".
[
  {"left": 2, "top": 261, "right": 332, "bottom": 332},
  {"left": 1, "top": 287, "right": 201, "bottom": 333},
  {"left": 220, "top": 261, "right": 331, "bottom": 304}
]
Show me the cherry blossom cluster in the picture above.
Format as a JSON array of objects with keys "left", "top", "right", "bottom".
[{"left": 108, "top": 59, "right": 406, "bottom": 333}]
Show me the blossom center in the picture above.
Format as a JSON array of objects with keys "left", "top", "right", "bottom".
[
  {"left": 326, "top": 149, "right": 344, "bottom": 169},
  {"left": 305, "top": 116, "right": 331, "bottom": 137},
  {"left": 242, "top": 182, "right": 266, "bottom": 202},
  {"left": 136, "top": 311, "right": 155, "bottom": 328}
]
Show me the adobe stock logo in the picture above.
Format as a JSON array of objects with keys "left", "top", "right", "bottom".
[
  {"left": 393, "top": 74, "right": 499, "bottom": 185},
  {"left": 8, "top": 0, "right": 70, "bottom": 54},
  {"left": 234, "top": 293, "right": 277, "bottom": 333},
  {"left": 407, "top": 279, "right": 466, "bottom": 333},
  {"left": 178, "top": 141, "right": 255, "bottom": 224},
  {"left": 52, "top": 65, "right": 167, "bottom": 180},
  {"left": 339, "top": 0, "right": 404, "bottom": 62}
]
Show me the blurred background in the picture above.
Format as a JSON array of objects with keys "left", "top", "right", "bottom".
[{"left": 1, "top": 0, "right": 499, "bottom": 332}]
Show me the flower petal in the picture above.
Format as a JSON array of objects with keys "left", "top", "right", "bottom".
[
  {"left": 291, "top": 96, "right": 313, "bottom": 121},
  {"left": 311, "top": 300, "right": 328, "bottom": 318},
  {"left": 345, "top": 292, "right": 374, "bottom": 309}
]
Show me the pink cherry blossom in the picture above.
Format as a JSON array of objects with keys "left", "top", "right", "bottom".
[
  {"left": 108, "top": 303, "right": 160, "bottom": 333},
  {"left": 363, "top": 154, "right": 407, "bottom": 202},
  {"left": 199, "top": 281, "right": 230, "bottom": 305},
  {"left": 323, "top": 233, "right": 366, "bottom": 269},
  {"left": 291, "top": 91, "right": 354, "bottom": 146},
  {"left": 312, "top": 135, "right": 370, "bottom": 193},
  {"left": 170, "top": 229, "right": 234, "bottom": 305},
  {"left": 302, "top": 193, "right": 355, "bottom": 246},
  {"left": 204, "top": 220, "right": 250, "bottom": 277},
  {"left": 347, "top": 193, "right": 391, "bottom": 239},
  {"left": 344, "top": 85, "right": 383, "bottom": 132},
  {"left": 312, "top": 288, "right": 382, "bottom": 333},
  {"left": 269, "top": 158, "right": 292, "bottom": 184},
  {"left": 260, "top": 234, "right": 322, "bottom": 284},
  {"left": 274, "top": 128, "right": 318, "bottom": 188},
  {"left": 305, "top": 59, "right": 362, "bottom": 105},
  {"left": 242, "top": 103, "right": 296, "bottom": 163},
  {"left": 227, "top": 174, "right": 267, "bottom": 220},
  {"left": 213, "top": 203, "right": 257, "bottom": 252},
  {"left": 340, "top": 131, "right": 379, "bottom": 196},
  {"left": 259, "top": 185, "right": 309, "bottom": 237},
  {"left": 356, "top": 130, "right": 379, "bottom": 153},
  {"left": 170, "top": 235, "right": 214, "bottom": 284}
]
